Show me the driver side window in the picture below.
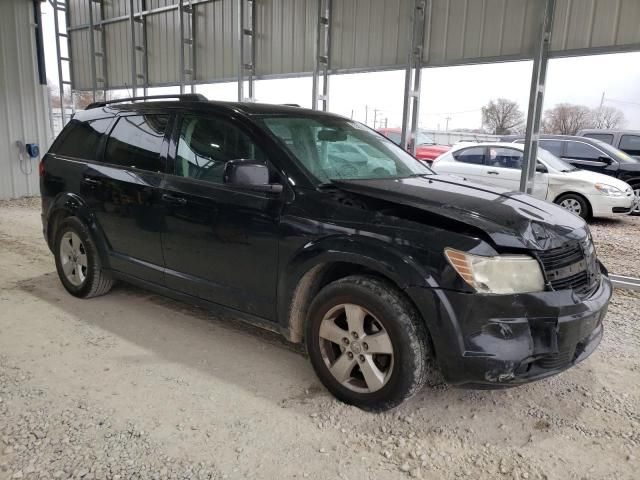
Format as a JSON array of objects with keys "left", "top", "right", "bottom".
[{"left": 175, "top": 116, "right": 266, "bottom": 184}]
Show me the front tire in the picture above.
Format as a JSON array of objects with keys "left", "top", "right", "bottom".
[
  {"left": 630, "top": 184, "right": 640, "bottom": 216},
  {"left": 555, "top": 193, "right": 590, "bottom": 220},
  {"left": 306, "top": 275, "right": 431, "bottom": 411},
  {"left": 54, "top": 217, "right": 113, "bottom": 298}
]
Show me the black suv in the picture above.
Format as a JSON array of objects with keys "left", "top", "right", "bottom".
[
  {"left": 41, "top": 96, "right": 611, "bottom": 411},
  {"left": 502, "top": 134, "right": 640, "bottom": 214}
]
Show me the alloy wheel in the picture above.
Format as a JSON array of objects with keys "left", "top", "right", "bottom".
[
  {"left": 318, "top": 303, "right": 394, "bottom": 393},
  {"left": 59, "top": 231, "right": 88, "bottom": 287},
  {"left": 560, "top": 198, "right": 582, "bottom": 216}
]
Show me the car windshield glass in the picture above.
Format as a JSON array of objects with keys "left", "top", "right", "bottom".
[
  {"left": 538, "top": 148, "right": 577, "bottom": 172},
  {"left": 415, "top": 132, "right": 435, "bottom": 145},
  {"left": 261, "top": 116, "right": 433, "bottom": 183},
  {"left": 592, "top": 139, "right": 640, "bottom": 163}
]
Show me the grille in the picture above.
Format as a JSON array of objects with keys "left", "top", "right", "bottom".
[
  {"left": 536, "top": 347, "right": 576, "bottom": 369},
  {"left": 537, "top": 240, "right": 599, "bottom": 295}
]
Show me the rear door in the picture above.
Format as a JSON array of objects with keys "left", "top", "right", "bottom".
[
  {"left": 440, "top": 146, "right": 487, "bottom": 182},
  {"left": 84, "top": 112, "right": 172, "bottom": 284},
  {"left": 160, "top": 113, "right": 282, "bottom": 320}
]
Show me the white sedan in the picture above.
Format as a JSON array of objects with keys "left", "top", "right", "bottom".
[{"left": 432, "top": 142, "right": 634, "bottom": 220}]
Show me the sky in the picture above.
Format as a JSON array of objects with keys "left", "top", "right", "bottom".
[{"left": 41, "top": 3, "right": 640, "bottom": 132}]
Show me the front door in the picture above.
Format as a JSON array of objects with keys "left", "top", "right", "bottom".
[
  {"left": 561, "top": 140, "right": 616, "bottom": 174},
  {"left": 482, "top": 146, "right": 548, "bottom": 199},
  {"left": 85, "top": 113, "right": 171, "bottom": 284},
  {"left": 161, "top": 114, "right": 282, "bottom": 320}
]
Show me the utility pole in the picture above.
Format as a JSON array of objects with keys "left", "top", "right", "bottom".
[
  {"left": 364, "top": 105, "right": 369, "bottom": 125},
  {"left": 445, "top": 116, "right": 452, "bottom": 131},
  {"left": 599, "top": 91, "right": 605, "bottom": 110},
  {"left": 373, "top": 109, "right": 381, "bottom": 129}
]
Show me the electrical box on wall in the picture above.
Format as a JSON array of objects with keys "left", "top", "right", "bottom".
[{"left": 26, "top": 143, "right": 40, "bottom": 158}]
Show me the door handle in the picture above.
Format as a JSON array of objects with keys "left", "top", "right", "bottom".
[
  {"left": 487, "top": 170, "right": 499, "bottom": 175},
  {"left": 162, "top": 193, "right": 187, "bottom": 205},
  {"left": 83, "top": 177, "right": 102, "bottom": 185}
]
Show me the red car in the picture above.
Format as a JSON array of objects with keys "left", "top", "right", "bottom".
[{"left": 377, "top": 128, "right": 450, "bottom": 164}]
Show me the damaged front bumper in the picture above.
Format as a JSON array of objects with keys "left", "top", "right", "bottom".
[{"left": 407, "top": 272, "right": 612, "bottom": 387}]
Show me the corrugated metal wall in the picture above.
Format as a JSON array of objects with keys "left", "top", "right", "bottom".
[
  {"left": 0, "top": 0, "right": 52, "bottom": 200},
  {"left": 66, "top": 0, "right": 640, "bottom": 90}
]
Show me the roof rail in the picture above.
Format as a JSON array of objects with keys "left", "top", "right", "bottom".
[{"left": 85, "top": 93, "right": 207, "bottom": 110}]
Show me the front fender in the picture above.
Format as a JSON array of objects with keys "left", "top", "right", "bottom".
[{"left": 277, "top": 234, "right": 439, "bottom": 338}]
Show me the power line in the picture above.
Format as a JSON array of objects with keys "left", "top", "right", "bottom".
[
  {"left": 422, "top": 108, "right": 482, "bottom": 117},
  {"left": 603, "top": 97, "right": 640, "bottom": 107}
]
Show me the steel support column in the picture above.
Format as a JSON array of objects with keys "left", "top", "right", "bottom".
[
  {"left": 520, "top": 0, "right": 555, "bottom": 193},
  {"left": 400, "top": 0, "right": 427, "bottom": 154},
  {"left": 129, "top": 0, "right": 137, "bottom": 97},
  {"left": 312, "top": 0, "right": 331, "bottom": 111},
  {"left": 238, "top": 0, "right": 256, "bottom": 102}
]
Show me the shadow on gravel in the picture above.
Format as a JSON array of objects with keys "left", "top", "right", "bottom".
[
  {"left": 18, "top": 272, "right": 328, "bottom": 410},
  {"left": 16, "top": 271, "right": 600, "bottom": 428}
]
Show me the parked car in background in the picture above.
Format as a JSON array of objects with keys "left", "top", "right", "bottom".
[
  {"left": 433, "top": 142, "right": 634, "bottom": 220},
  {"left": 577, "top": 129, "right": 640, "bottom": 160},
  {"left": 501, "top": 134, "right": 640, "bottom": 214},
  {"left": 41, "top": 96, "right": 611, "bottom": 411},
  {"left": 377, "top": 127, "right": 450, "bottom": 164}
]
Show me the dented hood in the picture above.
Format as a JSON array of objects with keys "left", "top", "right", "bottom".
[{"left": 332, "top": 174, "right": 589, "bottom": 250}]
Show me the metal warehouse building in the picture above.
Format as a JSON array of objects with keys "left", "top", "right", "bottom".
[{"left": 1, "top": 0, "right": 640, "bottom": 199}]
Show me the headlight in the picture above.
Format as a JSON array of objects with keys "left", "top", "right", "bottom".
[
  {"left": 594, "top": 183, "right": 623, "bottom": 197},
  {"left": 445, "top": 248, "right": 545, "bottom": 294}
]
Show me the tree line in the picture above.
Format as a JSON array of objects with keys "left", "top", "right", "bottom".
[{"left": 481, "top": 97, "right": 626, "bottom": 135}]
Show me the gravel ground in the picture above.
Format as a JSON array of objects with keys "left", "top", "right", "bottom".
[{"left": 0, "top": 198, "right": 639, "bottom": 480}]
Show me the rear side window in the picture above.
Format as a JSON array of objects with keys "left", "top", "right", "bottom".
[
  {"left": 538, "top": 140, "right": 563, "bottom": 156},
  {"left": 619, "top": 135, "right": 640, "bottom": 156},
  {"left": 52, "top": 118, "right": 112, "bottom": 160},
  {"left": 584, "top": 133, "right": 614, "bottom": 144},
  {"left": 105, "top": 115, "right": 169, "bottom": 172},
  {"left": 453, "top": 147, "right": 485, "bottom": 165},
  {"left": 565, "top": 141, "right": 601, "bottom": 160}
]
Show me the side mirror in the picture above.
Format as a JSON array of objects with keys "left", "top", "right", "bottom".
[
  {"left": 598, "top": 156, "right": 613, "bottom": 165},
  {"left": 223, "top": 160, "right": 283, "bottom": 193},
  {"left": 536, "top": 163, "right": 548, "bottom": 173}
]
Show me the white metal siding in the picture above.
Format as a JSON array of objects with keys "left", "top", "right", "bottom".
[{"left": 0, "top": 0, "right": 52, "bottom": 199}]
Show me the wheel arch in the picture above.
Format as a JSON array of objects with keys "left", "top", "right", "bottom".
[
  {"left": 279, "top": 235, "right": 435, "bottom": 344},
  {"left": 46, "top": 193, "right": 110, "bottom": 266},
  {"left": 553, "top": 191, "right": 592, "bottom": 219}
]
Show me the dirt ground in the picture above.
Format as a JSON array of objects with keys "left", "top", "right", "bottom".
[{"left": 0, "top": 197, "right": 638, "bottom": 480}]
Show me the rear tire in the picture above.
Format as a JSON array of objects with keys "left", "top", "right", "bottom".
[
  {"left": 54, "top": 217, "right": 113, "bottom": 298},
  {"left": 555, "top": 193, "right": 590, "bottom": 220},
  {"left": 306, "top": 275, "right": 431, "bottom": 411}
]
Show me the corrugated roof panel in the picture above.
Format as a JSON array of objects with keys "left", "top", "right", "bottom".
[
  {"left": 195, "top": 0, "right": 238, "bottom": 81},
  {"left": 551, "top": 0, "right": 640, "bottom": 53},
  {"left": 104, "top": 20, "right": 133, "bottom": 88},
  {"left": 69, "top": 28, "right": 93, "bottom": 90},
  {"left": 147, "top": 9, "right": 181, "bottom": 85},
  {"left": 255, "top": 0, "right": 316, "bottom": 76},
  {"left": 65, "top": 0, "right": 640, "bottom": 89},
  {"left": 426, "top": 0, "right": 540, "bottom": 66},
  {"left": 330, "top": 0, "right": 410, "bottom": 70},
  {"left": 103, "top": 0, "right": 130, "bottom": 20},
  {"left": 68, "top": 0, "right": 89, "bottom": 28}
]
